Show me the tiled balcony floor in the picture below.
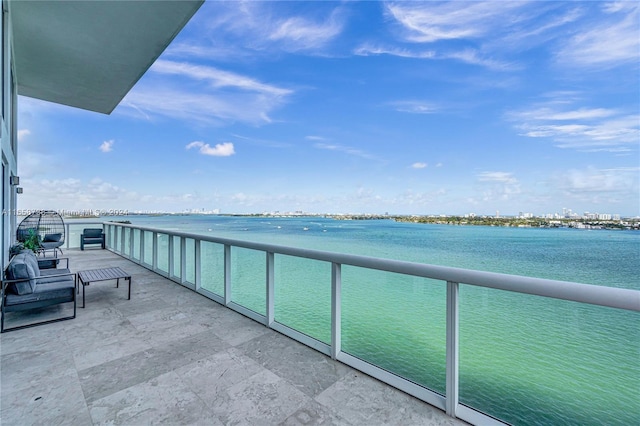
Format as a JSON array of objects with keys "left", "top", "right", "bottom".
[{"left": 1, "top": 249, "right": 466, "bottom": 425}]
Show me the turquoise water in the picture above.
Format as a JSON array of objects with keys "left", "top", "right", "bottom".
[{"left": 107, "top": 215, "right": 639, "bottom": 425}]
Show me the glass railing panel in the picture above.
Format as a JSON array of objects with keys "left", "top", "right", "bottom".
[
  {"left": 156, "top": 233, "right": 169, "bottom": 273},
  {"left": 66, "top": 224, "right": 90, "bottom": 248},
  {"left": 185, "top": 238, "right": 195, "bottom": 284},
  {"left": 123, "top": 227, "right": 131, "bottom": 256},
  {"left": 171, "top": 236, "right": 181, "bottom": 279},
  {"left": 274, "top": 255, "right": 331, "bottom": 344},
  {"left": 341, "top": 266, "right": 446, "bottom": 394},
  {"left": 132, "top": 228, "right": 141, "bottom": 261},
  {"left": 107, "top": 225, "right": 115, "bottom": 249},
  {"left": 201, "top": 241, "right": 224, "bottom": 296},
  {"left": 459, "top": 285, "right": 640, "bottom": 425},
  {"left": 230, "top": 247, "right": 265, "bottom": 315},
  {"left": 142, "top": 231, "right": 153, "bottom": 265}
]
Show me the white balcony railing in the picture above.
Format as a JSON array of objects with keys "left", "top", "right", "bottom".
[{"left": 98, "top": 222, "right": 639, "bottom": 425}]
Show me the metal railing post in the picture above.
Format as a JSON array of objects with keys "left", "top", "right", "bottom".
[
  {"left": 180, "top": 237, "right": 186, "bottom": 285},
  {"left": 168, "top": 235, "right": 175, "bottom": 278},
  {"left": 224, "top": 244, "right": 231, "bottom": 305},
  {"left": 139, "top": 230, "right": 145, "bottom": 264},
  {"left": 195, "top": 239, "right": 201, "bottom": 290},
  {"left": 331, "top": 262, "right": 342, "bottom": 360},
  {"left": 152, "top": 231, "right": 158, "bottom": 270},
  {"left": 446, "top": 280, "right": 460, "bottom": 417},
  {"left": 266, "top": 252, "right": 275, "bottom": 327}
]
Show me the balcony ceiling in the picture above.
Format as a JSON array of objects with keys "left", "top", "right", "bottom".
[{"left": 10, "top": 0, "right": 203, "bottom": 114}]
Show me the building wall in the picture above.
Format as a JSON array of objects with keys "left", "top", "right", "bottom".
[{"left": 0, "top": 0, "right": 18, "bottom": 267}]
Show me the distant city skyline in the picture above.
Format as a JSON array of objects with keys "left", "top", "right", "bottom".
[{"left": 18, "top": 1, "right": 639, "bottom": 216}]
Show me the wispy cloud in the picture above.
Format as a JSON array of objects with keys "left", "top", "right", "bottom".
[
  {"left": 121, "top": 60, "right": 292, "bottom": 126},
  {"left": 385, "top": 1, "right": 534, "bottom": 43},
  {"left": 314, "top": 143, "right": 376, "bottom": 160},
  {"left": 391, "top": 101, "right": 440, "bottom": 114},
  {"left": 152, "top": 60, "right": 291, "bottom": 97},
  {"left": 305, "top": 136, "right": 326, "bottom": 141},
  {"left": 354, "top": 44, "right": 435, "bottom": 59},
  {"left": 411, "top": 162, "right": 427, "bottom": 169},
  {"left": 186, "top": 141, "right": 235, "bottom": 157},
  {"left": 268, "top": 12, "right": 344, "bottom": 51},
  {"left": 99, "top": 140, "right": 114, "bottom": 153},
  {"left": 477, "top": 171, "right": 518, "bottom": 184},
  {"left": 166, "top": 2, "right": 346, "bottom": 60},
  {"left": 557, "top": 2, "right": 639, "bottom": 68},
  {"left": 508, "top": 99, "right": 639, "bottom": 151}
]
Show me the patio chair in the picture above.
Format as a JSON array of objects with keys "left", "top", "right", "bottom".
[
  {"left": 80, "top": 228, "right": 105, "bottom": 250},
  {"left": 16, "top": 211, "right": 65, "bottom": 257}
]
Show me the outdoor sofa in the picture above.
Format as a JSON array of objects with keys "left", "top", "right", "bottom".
[{"left": 1, "top": 250, "right": 76, "bottom": 332}]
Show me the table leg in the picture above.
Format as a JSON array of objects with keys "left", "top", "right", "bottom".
[
  {"left": 82, "top": 280, "right": 86, "bottom": 309},
  {"left": 127, "top": 277, "right": 131, "bottom": 300}
]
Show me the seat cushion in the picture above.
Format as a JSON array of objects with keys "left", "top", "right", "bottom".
[
  {"left": 43, "top": 233, "right": 62, "bottom": 242},
  {"left": 36, "top": 272, "right": 73, "bottom": 285},
  {"left": 5, "top": 279, "right": 75, "bottom": 306}
]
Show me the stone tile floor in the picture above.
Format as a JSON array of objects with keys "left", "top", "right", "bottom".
[{"left": 0, "top": 249, "right": 466, "bottom": 425}]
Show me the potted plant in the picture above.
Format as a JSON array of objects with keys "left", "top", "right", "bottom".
[{"left": 23, "top": 229, "right": 42, "bottom": 254}]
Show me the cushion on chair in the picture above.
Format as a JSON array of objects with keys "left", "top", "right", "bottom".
[
  {"left": 5, "top": 255, "right": 38, "bottom": 295},
  {"left": 4, "top": 279, "right": 75, "bottom": 306},
  {"left": 43, "top": 233, "right": 62, "bottom": 242},
  {"left": 21, "top": 252, "right": 41, "bottom": 279},
  {"left": 82, "top": 229, "right": 103, "bottom": 238}
]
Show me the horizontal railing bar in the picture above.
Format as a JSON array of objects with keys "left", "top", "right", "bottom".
[{"left": 104, "top": 222, "right": 640, "bottom": 312}]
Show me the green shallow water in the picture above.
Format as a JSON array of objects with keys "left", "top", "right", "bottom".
[{"left": 109, "top": 215, "right": 639, "bottom": 425}]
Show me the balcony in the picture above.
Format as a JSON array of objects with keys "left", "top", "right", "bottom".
[
  {"left": 2, "top": 221, "right": 639, "bottom": 425},
  {"left": 1, "top": 247, "right": 465, "bottom": 425}
]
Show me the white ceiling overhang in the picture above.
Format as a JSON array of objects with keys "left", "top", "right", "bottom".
[{"left": 10, "top": 0, "right": 203, "bottom": 114}]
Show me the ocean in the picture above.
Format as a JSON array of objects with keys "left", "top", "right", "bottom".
[{"left": 96, "top": 215, "right": 639, "bottom": 425}]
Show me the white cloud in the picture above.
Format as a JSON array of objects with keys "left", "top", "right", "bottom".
[
  {"left": 99, "top": 140, "right": 114, "bottom": 153},
  {"left": 268, "top": 13, "right": 344, "bottom": 51},
  {"left": 18, "top": 129, "right": 31, "bottom": 142},
  {"left": 354, "top": 44, "right": 435, "bottom": 59},
  {"left": 411, "top": 162, "right": 427, "bottom": 169},
  {"left": 152, "top": 60, "right": 292, "bottom": 97},
  {"left": 509, "top": 100, "right": 639, "bottom": 151},
  {"left": 391, "top": 101, "right": 440, "bottom": 114},
  {"left": 476, "top": 172, "right": 522, "bottom": 202},
  {"left": 166, "top": 2, "right": 345, "bottom": 58},
  {"left": 305, "top": 136, "right": 326, "bottom": 141},
  {"left": 477, "top": 172, "right": 518, "bottom": 184},
  {"left": 442, "top": 49, "right": 519, "bottom": 71},
  {"left": 314, "top": 143, "right": 377, "bottom": 160},
  {"left": 557, "top": 2, "right": 639, "bottom": 67},
  {"left": 385, "top": 1, "right": 531, "bottom": 43},
  {"left": 186, "top": 141, "right": 235, "bottom": 157},
  {"left": 121, "top": 60, "right": 292, "bottom": 126},
  {"left": 551, "top": 167, "right": 639, "bottom": 207}
]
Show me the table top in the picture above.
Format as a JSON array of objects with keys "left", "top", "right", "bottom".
[{"left": 78, "top": 267, "right": 130, "bottom": 283}]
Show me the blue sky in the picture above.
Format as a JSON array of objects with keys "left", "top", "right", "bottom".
[{"left": 18, "top": 1, "right": 639, "bottom": 216}]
